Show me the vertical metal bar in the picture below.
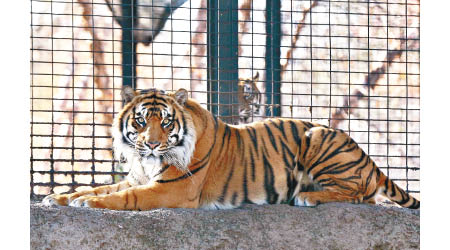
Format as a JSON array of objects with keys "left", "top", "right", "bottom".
[
  {"left": 218, "top": 0, "right": 239, "bottom": 123},
  {"left": 207, "top": 0, "right": 218, "bottom": 115},
  {"left": 91, "top": 0, "right": 96, "bottom": 187},
  {"left": 121, "top": 0, "right": 137, "bottom": 90},
  {"left": 386, "top": 0, "right": 390, "bottom": 179},
  {"left": 265, "top": 0, "right": 281, "bottom": 117},
  {"left": 71, "top": 0, "right": 76, "bottom": 192},
  {"left": 207, "top": 0, "right": 239, "bottom": 124},
  {"left": 405, "top": 0, "right": 409, "bottom": 193},
  {"left": 30, "top": 0, "right": 35, "bottom": 198},
  {"left": 367, "top": 0, "right": 370, "bottom": 158},
  {"left": 50, "top": 0, "right": 55, "bottom": 193}
]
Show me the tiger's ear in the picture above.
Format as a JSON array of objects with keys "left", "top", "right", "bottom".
[
  {"left": 174, "top": 88, "right": 188, "bottom": 106},
  {"left": 121, "top": 86, "right": 136, "bottom": 104},
  {"left": 253, "top": 71, "right": 260, "bottom": 81}
]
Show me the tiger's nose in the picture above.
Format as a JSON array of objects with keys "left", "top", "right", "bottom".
[{"left": 146, "top": 141, "right": 160, "bottom": 150}]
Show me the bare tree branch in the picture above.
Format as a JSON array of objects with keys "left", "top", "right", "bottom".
[
  {"left": 330, "top": 37, "right": 420, "bottom": 128},
  {"left": 189, "top": 0, "right": 207, "bottom": 88},
  {"left": 280, "top": 0, "right": 319, "bottom": 73},
  {"left": 238, "top": 0, "right": 252, "bottom": 57},
  {"left": 78, "top": 0, "right": 114, "bottom": 135}
]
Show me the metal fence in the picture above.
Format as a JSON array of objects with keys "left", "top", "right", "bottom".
[{"left": 30, "top": 0, "right": 420, "bottom": 199}]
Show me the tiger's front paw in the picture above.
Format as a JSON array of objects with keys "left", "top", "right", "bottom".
[
  {"left": 69, "top": 196, "right": 101, "bottom": 208},
  {"left": 294, "top": 193, "right": 318, "bottom": 207},
  {"left": 42, "top": 194, "right": 69, "bottom": 206}
]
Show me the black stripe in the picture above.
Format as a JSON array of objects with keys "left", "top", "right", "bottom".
[
  {"left": 285, "top": 168, "right": 297, "bottom": 202},
  {"left": 307, "top": 138, "right": 354, "bottom": 175},
  {"left": 221, "top": 126, "right": 230, "bottom": 149},
  {"left": 155, "top": 160, "right": 208, "bottom": 183},
  {"left": 242, "top": 155, "right": 253, "bottom": 204},
  {"left": 288, "top": 120, "right": 301, "bottom": 144},
  {"left": 328, "top": 129, "right": 337, "bottom": 142},
  {"left": 312, "top": 162, "right": 340, "bottom": 179},
  {"left": 304, "top": 121, "right": 314, "bottom": 129},
  {"left": 142, "top": 94, "right": 167, "bottom": 102},
  {"left": 363, "top": 189, "right": 378, "bottom": 201},
  {"left": 279, "top": 140, "right": 295, "bottom": 170},
  {"left": 354, "top": 155, "right": 371, "bottom": 176},
  {"left": 212, "top": 115, "right": 219, "bottom": 129},
  {"left": 302, "top": 132, "right": 312, "bottom": 161},
  {"left": 226, "top": 126, "right": 233, "bottom": 150},
  {"left": 235, "top": 128, "right": 242, "bottom": 152},
  {"left": 375, "top": 167, "right": 381, "bottom": 182},
  {"left": 231, "top": 192, "right": 239, "bottom": 206},
  {"left": 218, "top": 163, "right": 235, "bottom": 203},
  {"left": 246, "top": 127, "right": 259, "bottom": 157},
  {"left": 313, "top": 152, "right": 367, "bottom": 180},
  {"left": 328, "top": 153, "right": 369, "bottom": 176},
  {"left": 141, "top": 101, "right": 168, "bottom": 108},
  {"left": 132, "top": 191, "right": 138, "bottom": 210},
  {"left": 153, "top": 164, "right": 171, "bottom": 178},
  {"left": 389, "top": 180, "right": 396, "bottom": 197},
  {"left": 396, "top": 188, "right": 410, "bottom": 205},
  {"left": 171, "top": 108, "right": 177, "bottom": 119},
  {"left": 322, "top": 178, "right": 354, "bottom": 192},
  {"left": 296, "top": 162, "right": 305, "bottom": 172},
  {"left": 121, "top": 116, "right": 129, "bottom": 143},
  {"left": 264, "top": 123, "right": 279, "bottom": 153},
  {"left": 383, "top": 177, "right": 389, "bottom": 195},
  {"left": 156, "top": 112, "right": 220, "bottom": 184},
  {"left": 262, "top": 154, "right": 278, "bottom": 204},
  {"left": 181, "top": 113, "right": 188, "bottom": 136},
  {"left": 360, "top": 162, "right": 376, "bottom": 194},
  {"left": 281, "top": 147, "right": 293, "bottom": 170},
  {"left": 269, "top": 119, "right": 287, "bottom": 141},
  {"left": 119, "top": 115, "right": 125, "bottom": 133},
  {"left": 409, "top": 199, "right": 419, "bottom": 209},
  {"left": 249, "top": 148, "right": 256, "bottom": 181},
  {"left": 320, "top": 130, "right": 333, "bottom": 147},
  {"left": 175, "top": 119, "right": 181, "bottom": 133}
]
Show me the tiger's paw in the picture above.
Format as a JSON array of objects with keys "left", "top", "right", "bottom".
[
  {"left": 293, "top": 194, "right": 318, "bottom": 207},
  {"left": 42, "top": 194, "right": 68, "bottom": 206},
  {"left": 69, "top": 196, "right": 100, "bottom": 208}
]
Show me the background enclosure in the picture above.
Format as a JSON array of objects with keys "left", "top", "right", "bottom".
[{"left": 30, "top": 0, "right": 420, "bottom": 200}]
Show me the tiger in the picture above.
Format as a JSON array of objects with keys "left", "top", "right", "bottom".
[
  {"left": 238, "top": 72, "right": 262, "bottom": 124},
  {"left": 42, "top": 87, "right": 420, "bottom": 210}
]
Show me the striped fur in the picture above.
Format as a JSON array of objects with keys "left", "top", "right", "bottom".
[
  {"left": 43, "top": 87, "right": 419, "bottom": 210},
  {"left": 238, "top": 72, "right": 261, "bottom": 123}
]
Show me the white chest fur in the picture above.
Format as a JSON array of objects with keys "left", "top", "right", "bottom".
[{"left": 126, "top": 156, "right": 163, "bottom": 186}]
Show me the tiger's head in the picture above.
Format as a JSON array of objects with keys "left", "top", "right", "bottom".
[
  {"left": 113, "top": 87, "right": 196, "bottom": 174},
  {"left": 238, "top": 71, "right": 260, "bottom": 101}
]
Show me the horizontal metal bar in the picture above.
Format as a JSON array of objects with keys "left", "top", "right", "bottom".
[
  {"left": 30, "top": 34, "right": 420, "bottom": 47},
  {"left": 31, "top": 0, "right": 419, "bottom": 7},
  {"left": 31, "top": 159, "right": 115, "bottom": 163},
  {"left": 31, "top": 171, "right": 124, "bottom": 176}
]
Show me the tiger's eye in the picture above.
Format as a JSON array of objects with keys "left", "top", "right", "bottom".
[
  {"left": 162, "top": 118, "right": 171, "bottom": 126},
  {"left": 136, "top": 117, "right": 145, "bottom": 124}
]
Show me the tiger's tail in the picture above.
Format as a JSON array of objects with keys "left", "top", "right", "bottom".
[{"left": 377, "top": 172, "right": 420, "bottom": 209}]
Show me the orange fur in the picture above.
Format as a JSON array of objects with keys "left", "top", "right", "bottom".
[{"left": 43, "top": 88, "right": 419, "bottom": 210}]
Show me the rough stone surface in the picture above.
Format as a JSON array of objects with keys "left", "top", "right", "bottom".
[{"left": 30, "top": 202, "right": 419, "bottom": 250}]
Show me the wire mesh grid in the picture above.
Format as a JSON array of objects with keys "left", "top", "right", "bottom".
[{"left": 30, "top": 0, "right": 420, "bottom": 199}]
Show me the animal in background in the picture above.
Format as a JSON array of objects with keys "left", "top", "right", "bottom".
[
  {"left": 238, "top": 72, "right": 262, "bottom": 123},
  {"left": 106, "top": 0, "right": 188, "bottom": 44}
]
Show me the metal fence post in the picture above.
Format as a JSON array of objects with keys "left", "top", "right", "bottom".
[
  {"left": 207, "top": 0, "right": 239, "bottom": 124},
  {"left": 265, "top": 0, "right": 281, "bottom": 117},
  {"left": 121, "top": 0, "right": 137, "bottom": 90}
]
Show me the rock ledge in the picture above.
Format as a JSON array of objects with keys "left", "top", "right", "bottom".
[{"left": 31, "top": 202, "right": 419, "bottom": 249}]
